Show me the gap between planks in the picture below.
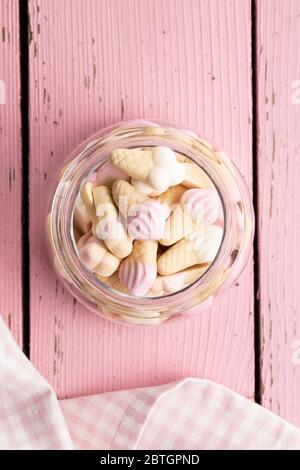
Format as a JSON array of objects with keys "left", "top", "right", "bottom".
[
  {"left": 251, "top": 0, "right": 262, "bottom": 405},
  {"left": 19, "top": 0, "right": 30, "bottom": 357}
]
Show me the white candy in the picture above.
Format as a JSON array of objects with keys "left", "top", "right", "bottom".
[
  {"left": 151, "top": 146, "right": 185, "bottom": 190},
  {"left": 147, "top": 166, "right": 170, "bottom": 193},
  {"left": 131, "top": 178, "right": 155, "bottom": 196},
  {"left": 169, "top": 163, "right": 186, "bottom": 185},
  {"left": 131, "top": 146, "right": 185, "bottom": 197},
  {"left": 152, "top": 146, "right": 176, "bottom": 168},
  {"left": 187, "top": 224, "right": 223, "bottom": 262}
]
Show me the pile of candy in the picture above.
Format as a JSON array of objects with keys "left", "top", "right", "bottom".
[{"left": 73, "top": 146, "right": 224, "bottom": 297}]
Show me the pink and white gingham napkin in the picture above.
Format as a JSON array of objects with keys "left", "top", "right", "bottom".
[{"left": 1, "top": 316, "right": 300, "bottom": 450}]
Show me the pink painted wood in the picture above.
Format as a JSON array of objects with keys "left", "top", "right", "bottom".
[
  {"left": 28, "top": 0, "right": 253, "bottom": 399},
  {"left": 0, "top": 1, "right": 22, "bottom": 345},
  {"left": 257, "top": 0, "right": 300, "bottom": 426}
]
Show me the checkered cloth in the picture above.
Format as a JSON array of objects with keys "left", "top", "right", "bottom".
[{"left": 1, "top": 316, "right": 300, "bottom": 450}]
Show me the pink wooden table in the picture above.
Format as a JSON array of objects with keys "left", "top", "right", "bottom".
[{"left": 1, "top": 0, "right": 300, "bottom": 427}]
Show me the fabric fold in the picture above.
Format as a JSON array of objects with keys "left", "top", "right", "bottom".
[{"left": 1, "top": 316, "right": 300, "bottom": 450}]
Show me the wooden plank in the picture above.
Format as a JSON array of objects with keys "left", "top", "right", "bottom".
[
  {"left": 257, "top": 0, "right": 300, "bottom": 425},
  {"left": 0, "top": 0, "right": 22, "bottom": 345},
  {"left": 28, "top": 0, "right": 254, "bottom": 399}
]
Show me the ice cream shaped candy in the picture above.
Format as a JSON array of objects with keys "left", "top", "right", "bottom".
[
  {"left": 78, "top": 235, "right": 120, "bottom": 277},
  {"left": 147, "top": 264, "right": 210, "bottom": 297},
  {"left": 180, "top": 188, "right": 221, "bottom": 225},
  {"left": 112, "top": 180, "right": 169, "bottom": 241},
  {"left": 157, "top": 224, "right": 223, "bottom": 275},
  {"left": 155, "top": 184, "right": 187, "bottom": 207},
  {"left": 80, "top": 182, "right": 96, "bottom": 219},
  {"left": 73, "top": 192, "right": 93, "bottom": 234},
  {"left": 111, "top": 146, "right": 185, "bottom": 196},
  {"left": 181, "top": 161, "right": 214, "bottom": 189},
  {"left": 127, "top": 199, "right": 169, "bottom": 240},
  {"left": 112, "top": 179, "right": 148, "bottom": 217},
  {"left": 160, "top": 205, "right": 195, "bottom": 246},
  {"left": 92, "top": 185, "right": 132, "bottom": 259},
  {"left": 119, "top": 240, "right": 158, "bottom": 296},
  {"left": 111, "top": 148, "right": 153, "bottom": 181},
  {"left": 98, "top": 272, "right": 129, "bottom": 294},
  {"left": 160, "top": 187, "right": 221, "bottom": 246}
]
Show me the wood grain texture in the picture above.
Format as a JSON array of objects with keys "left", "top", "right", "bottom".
[
  {"left": 28, "top": 0, "right": 253, "bottom": 399},
  {"left": 0, "top": 0, "right": 22, "bottom": 344},
  {"left": 257, "top": 0, "right": 300, "bottom": 425}
]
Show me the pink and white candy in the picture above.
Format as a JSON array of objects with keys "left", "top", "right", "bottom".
[
  {"left": 148, "top": 272, "right": 186, "bottom": 296},
  {"left": 180, "top": 188, "right": 221, "bottom": 225},
  {"left": 119, "top": 259, "right": 157, "bottom": 297},
  {"left": 118, "top": 240, "right": 158, "bottom": 297},
  {"left": 187, "top": 224, "right": 224, "bottom": 262},
  {"left": 127, "top": 200, "right": 169, "bottom": 240},
  {"left": 78, "top": 236, "right": 120, "bottom": 277}
]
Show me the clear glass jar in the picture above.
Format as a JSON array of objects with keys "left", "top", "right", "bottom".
[{"left": 45, "top": 120, "right": 254, "bottom": 325}]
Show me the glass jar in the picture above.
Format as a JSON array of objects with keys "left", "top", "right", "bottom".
[{"left": 45, "top": 120, "right": 254, "bottom": 325}]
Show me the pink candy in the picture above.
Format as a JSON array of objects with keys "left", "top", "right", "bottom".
[
  {"left": 79, "top": 238, "right": 107, "bottom": 270},
  {"left": 180, "top": 188, "right": 221, "bottom": 225},
  {"left": 119, "top": 260, "right": 157, "bottom": 297},
  {"left": 128, "top": 200, "right": 169, "bottom": 240}
]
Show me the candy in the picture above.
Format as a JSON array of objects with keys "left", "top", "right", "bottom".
[
  {"left": 77, "top": 231, "right": 92, "bottom": 250},
  {"left": 147, "top": 264, "right": 210, "bottom": 296},
  {"left": 79, "top": 181, "right": 98, "bottom": 233},
  {"left": 160, "top": 205, "right": 195, "bottom": 246},
  {"left": 147, "top": 166, "right": 170, "bottom": 193},
  {"left": 160, "top": 187, "right": 221, "bottom": 246},
  {"left": 95, "top": 161, "right": 130, "bottom": 187},
  {"left": 72, "top": 145, "right": 225, "bottom": 305},
  {"left": 152, "top": 146, "right": 176, "bottom": 167},
  {"left": 119, "top": 240, "right": 158, "bottom": 296},
  {"left": 112, "top": 179, "right": 148, "bottom": 217},
  {"left": 182, "top": 263, "right": 211, "bottom": 284},
  {"left": 180, "top": 188, "right": 220, "bottom": 225},
  {"left": 131, "top": 178, "right": 160, "bottom": 197},
  {"left": 112, "top": 146, "right": 185, "bottom": 196},
  {"left": 98, "top": 272, "right": 129, "bottom": 294},
  {"left": 127, "top": 200, "right": 169, "bottom": 240},
  {"left": 93, "top": 185, "right": 132, "bottom": 258},
  {"left": 73, "top": 194, "right": 92, "bottom": 234},
  {"left": 181, "top": 161, "right": 214, "bottom": 189},
  {"left": 156, "top": 184, "right": 186, "bottom": 207},
  {"left": 111, "top": 148, "right": 153, "bottom": 180},
  {"left": 112, "top": 180, "right": 168, "bottom": 241},
  {"left": 79, "top": 236, "right": 120, "bottom": 277},
  {"left": 157, "top": 225, "right": 223, "bottom": 275},
  {"left": 80, "top": 181, "right": 95, "bottom": 217}
]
